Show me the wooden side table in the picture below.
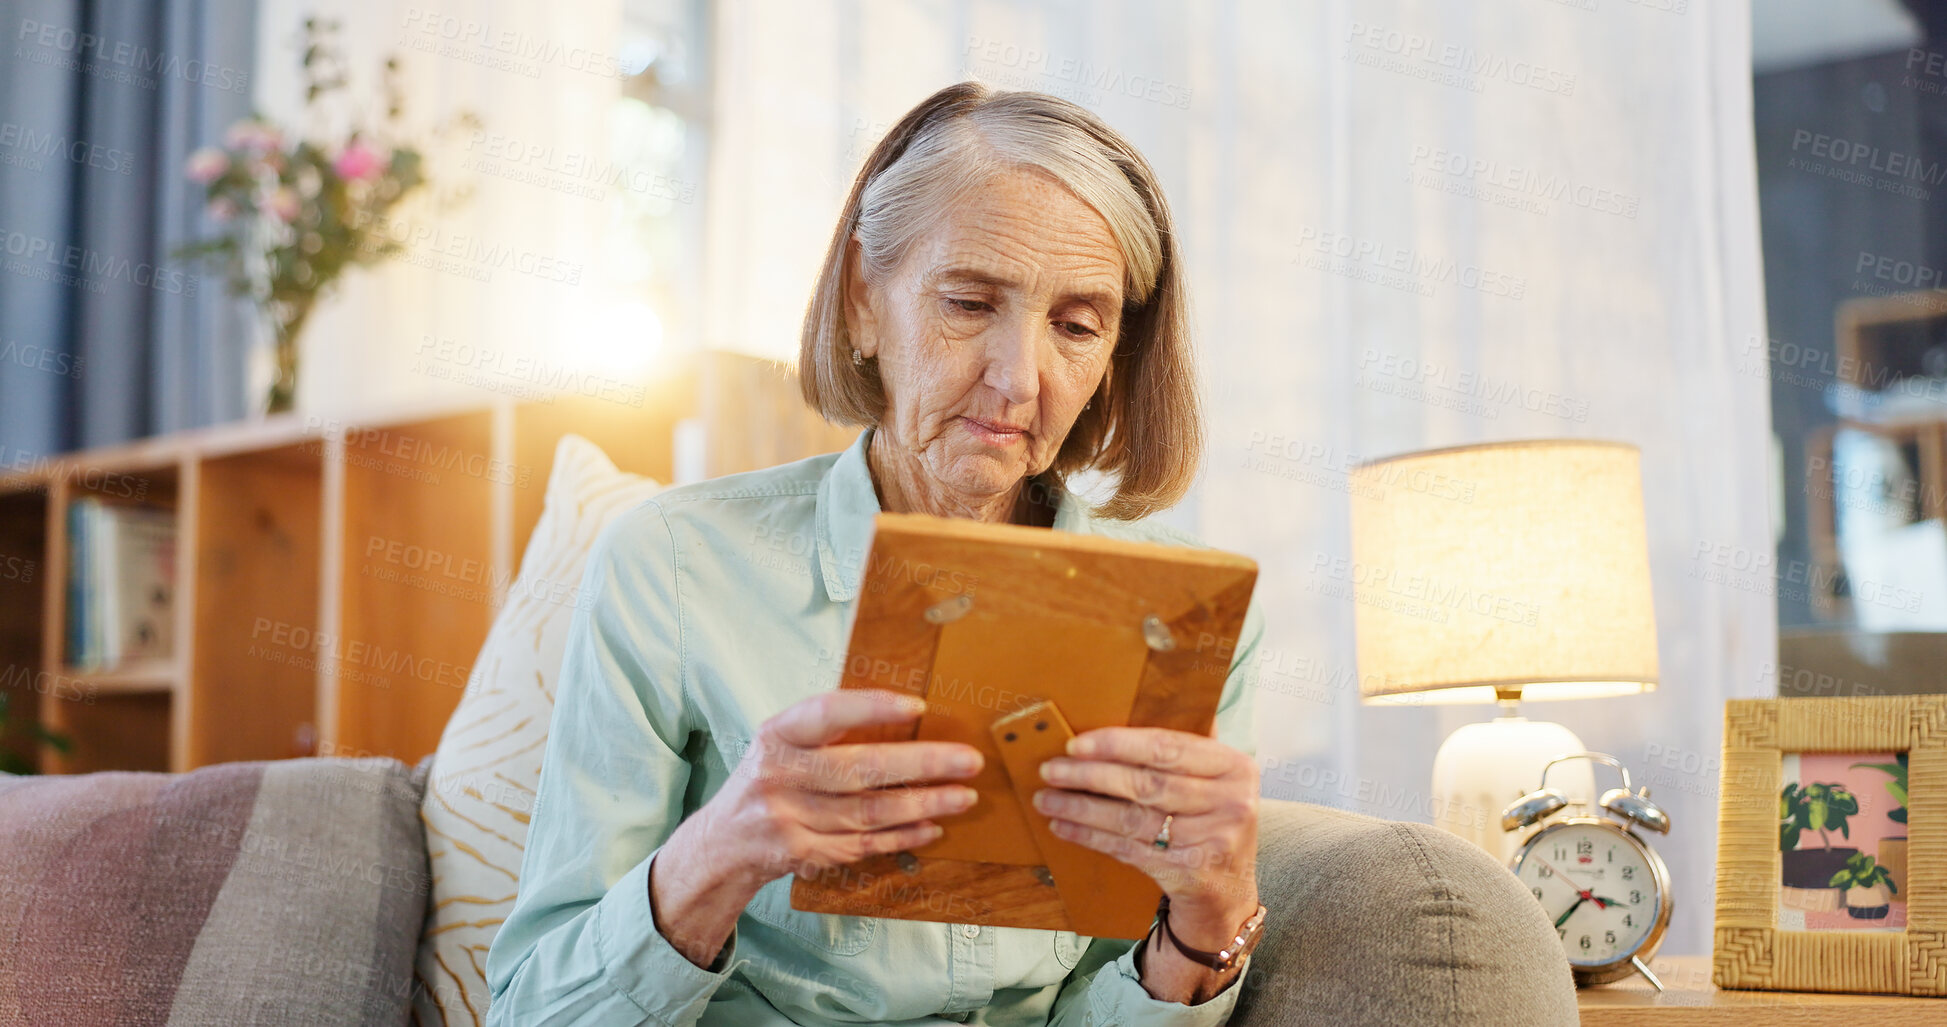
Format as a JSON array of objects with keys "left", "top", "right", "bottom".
[{"left": 1577, "top": 955, "right": 1945, "bottom": 1025}]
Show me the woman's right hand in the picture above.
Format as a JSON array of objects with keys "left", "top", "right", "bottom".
[{"left": 648, "top": 689, "right": 984, "bottom": 967}]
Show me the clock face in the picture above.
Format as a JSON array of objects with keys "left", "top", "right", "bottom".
[{"left": 1512, "top": 822, "right": 1663, "bottom": 969}]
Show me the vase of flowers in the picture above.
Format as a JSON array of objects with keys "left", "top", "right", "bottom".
[{"left": 174, "top": 18, "right": 472, "bottom": 414}]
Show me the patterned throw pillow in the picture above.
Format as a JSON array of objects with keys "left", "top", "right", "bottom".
[{"left": 411, "top": 434, "right": 664, "bottom": 1026}]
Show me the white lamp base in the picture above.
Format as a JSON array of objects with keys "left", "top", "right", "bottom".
[{"left": 1429, "top": 714, "right": 1597, "bottom": 866}]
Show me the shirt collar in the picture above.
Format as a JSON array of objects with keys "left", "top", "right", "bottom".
[{"left": 815, "top": 427, "right": 1092, "bottom": 602}]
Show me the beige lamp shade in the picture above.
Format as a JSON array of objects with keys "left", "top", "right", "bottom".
[{"left": 1349, "top": 439, "right": 1660, "bottom": 705}]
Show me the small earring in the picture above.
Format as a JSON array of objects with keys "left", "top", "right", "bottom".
[{"left": 851, "top": 348, "right": 864, "bottom": 367}]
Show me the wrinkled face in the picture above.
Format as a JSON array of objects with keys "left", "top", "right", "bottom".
[{"left": 848, "top": 167, "right": 1125, "bottom": 502}]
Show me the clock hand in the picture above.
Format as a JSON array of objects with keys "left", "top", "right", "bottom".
[
  {"left": 1529, "top": 854, "right": 1581, "bottom": 892},
  {"left": 1530, "top": 853, "right": 1606, "bottom": 910},
  {"left": 1554, "top": 897, "right": 1587, "bottom": 928}
]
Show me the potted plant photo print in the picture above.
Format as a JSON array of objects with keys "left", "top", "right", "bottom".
[{"left": 1778, "top": 752, "right": 1910, "bottom": 932}]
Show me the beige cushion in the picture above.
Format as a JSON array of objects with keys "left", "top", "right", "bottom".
[
  {"left": 1232, "top": 800, "right": 1579, "bottom": 1026},
  {"left": 411, "top": 435, "right": 664, "bottom": 1026}
]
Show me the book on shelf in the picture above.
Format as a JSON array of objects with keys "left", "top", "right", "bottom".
[{"left": 65, "top": 498, "right": 176, "bottom": 672}]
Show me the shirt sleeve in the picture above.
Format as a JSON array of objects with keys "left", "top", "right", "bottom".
[
  {"left": 484, "top": 502, "right": 739, "bottom": 1026},
  {"left": 1043, "top": 593, "right": 1267, "bottom": 1026}
]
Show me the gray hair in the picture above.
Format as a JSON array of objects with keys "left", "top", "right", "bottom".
[{"left": 799, "top": 81, "right": 1201, "bottom": 521}]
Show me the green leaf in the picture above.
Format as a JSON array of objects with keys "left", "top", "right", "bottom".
[
  {"left": 1831, "top": 868, "right": 1852, "bottom": 888},
  {"left": 33, "top": 725, "right": 72, "bottom": 753}
]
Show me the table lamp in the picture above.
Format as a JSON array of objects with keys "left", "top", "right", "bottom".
[{"left": 1348, "top": 440, "right": 1660, "bottom": 864}]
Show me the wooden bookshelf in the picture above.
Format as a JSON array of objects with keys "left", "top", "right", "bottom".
[{"left": 0, "top": 351, "right": 856, "bottom": 774}]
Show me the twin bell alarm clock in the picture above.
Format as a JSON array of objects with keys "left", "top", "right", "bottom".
[{"left": 1500, "top": 751, "right": 1674, "bottom": 990}]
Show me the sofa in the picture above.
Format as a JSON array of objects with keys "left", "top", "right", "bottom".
[{"left": 0, "top": 755, "right": 1577, "bottom": 1026}]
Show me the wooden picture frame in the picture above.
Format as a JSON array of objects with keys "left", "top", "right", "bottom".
[
  {"left": 788, "top": 512, "right": 1257, "bottom": 939},
  {"left": 1714, "top": 695, "right": 1947, "bottom": 995}
]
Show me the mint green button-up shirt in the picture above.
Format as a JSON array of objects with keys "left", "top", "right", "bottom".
[{"left": 485, "top": 428, "right": 1264, "bottom": 1026}]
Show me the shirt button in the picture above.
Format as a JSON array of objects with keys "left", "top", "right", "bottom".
[{"left": 962, "top": 924, "right": 981, "bottom": 939}]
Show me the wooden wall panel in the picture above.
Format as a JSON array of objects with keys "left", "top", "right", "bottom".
[
  {"left": 333, "top": 411, "right": 497, "bottom": 764},
  {"left": 188, "top": 445, "right": 323, "bottom": 767}
]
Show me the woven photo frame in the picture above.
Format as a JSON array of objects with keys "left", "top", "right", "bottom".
[{"left": 1714, "top": 696, "right": 1947, "bottom": 995}]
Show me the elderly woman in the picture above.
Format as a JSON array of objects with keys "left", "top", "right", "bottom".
[{"left": 486, "top": 82, "right": 1267, "bottom": 1026}]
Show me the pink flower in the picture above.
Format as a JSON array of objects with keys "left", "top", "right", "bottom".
[
  {"left": 208, "top": 196, "right": 238, "bottom": 222},
  {"left": 223, "top": 119, "right": 284, "bottom": 156},
  {"left": 334, "top": 140, "right": 384, "bottom": 181},
  {"left": 263, "top": 186, "right": 301, "bottom": 223},
  {"left": 185, "top": 147, "right": 229, "bottom": 183}
]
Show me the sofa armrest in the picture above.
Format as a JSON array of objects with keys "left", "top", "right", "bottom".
[{"left": 1230, "top": 798, "right": 1578, "bottom": 1026}]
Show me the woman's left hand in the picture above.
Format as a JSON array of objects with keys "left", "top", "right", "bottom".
[{"left": 1032, "top": 727, "right": 1260, "bottom": 935}]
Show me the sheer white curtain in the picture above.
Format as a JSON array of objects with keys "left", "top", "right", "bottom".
[
  {"left": 252, "top": 0, "right": 624, "bottom": 417},
  {"left": 705, "top": 0, "right": 1771, "bottom": 956}
]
